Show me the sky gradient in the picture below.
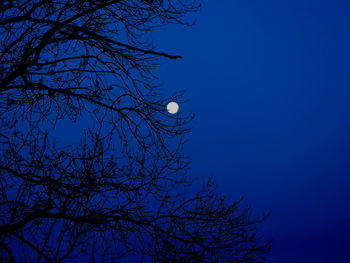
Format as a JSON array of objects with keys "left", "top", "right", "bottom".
[{"left": 152, "top": 0, "right": 350, "bottom": 262}]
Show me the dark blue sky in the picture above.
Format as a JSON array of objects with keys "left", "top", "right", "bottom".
[{"left": 152, "top": 0, "right": 350, "bottom": 262}]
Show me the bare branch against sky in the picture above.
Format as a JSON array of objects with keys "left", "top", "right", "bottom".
[{"left": 0, "top": 1, "right": 270, "bottom": 262}]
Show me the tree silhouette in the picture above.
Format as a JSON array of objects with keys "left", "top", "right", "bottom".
[{"left": 0, "top": 1, "right": 270, "bottom": 262}]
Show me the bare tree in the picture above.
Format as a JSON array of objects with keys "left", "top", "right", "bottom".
[{"left": 0, "top": 1, "right": 270, "bottom": 262}]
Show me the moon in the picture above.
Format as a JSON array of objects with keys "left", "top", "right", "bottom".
[{"left": 166, "top": 102, "right": 179, "bottom": 114}]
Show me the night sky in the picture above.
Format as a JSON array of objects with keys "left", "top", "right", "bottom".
[{"left": 152, "top": 0, "right": 350, "bottom": 262}]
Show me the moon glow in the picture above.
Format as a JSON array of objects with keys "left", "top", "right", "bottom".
[{"left": 166, "top": 102, "right": 179, "bottom": 114}]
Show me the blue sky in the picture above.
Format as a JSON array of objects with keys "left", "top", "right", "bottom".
[{"left": 152, "top": 0, "right": 350, "bottom": 262}]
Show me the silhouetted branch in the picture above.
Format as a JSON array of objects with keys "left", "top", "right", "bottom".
[{"left": 0, "top": 1, "right": 270, "bottom": 262}]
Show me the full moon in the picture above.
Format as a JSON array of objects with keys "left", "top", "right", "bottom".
[{"left": 166, "top": 102, "right": 179, "bottom": 114}]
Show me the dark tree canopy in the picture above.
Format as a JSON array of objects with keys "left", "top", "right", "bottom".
[{"left": 0, "top": 1, "right": 270, "bottom": 262}]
